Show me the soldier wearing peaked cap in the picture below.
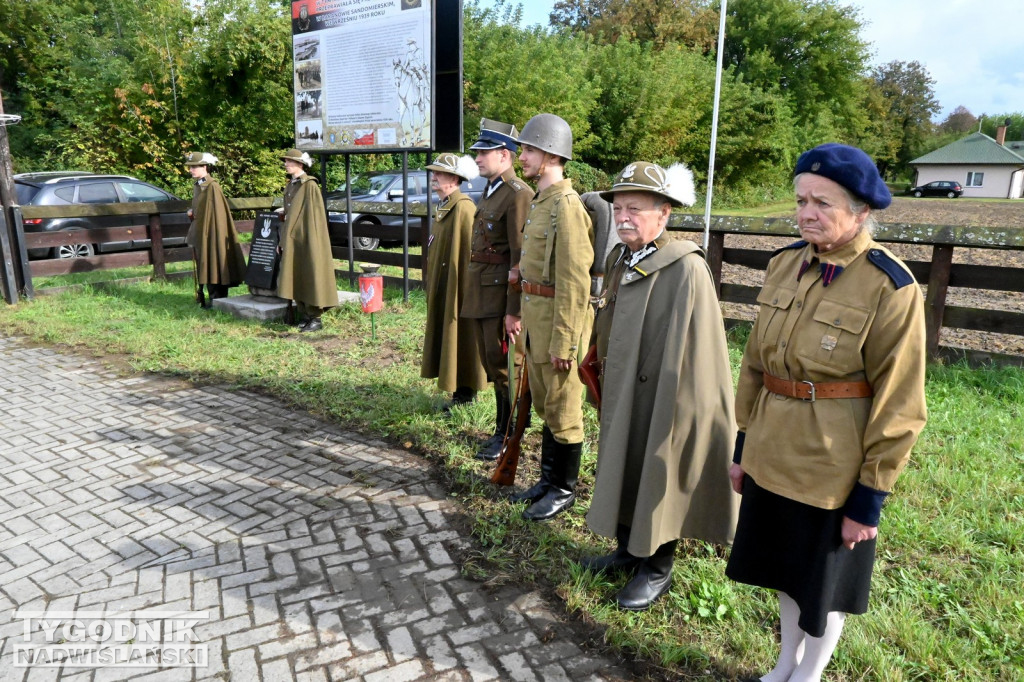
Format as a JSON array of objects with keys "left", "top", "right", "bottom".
[
  {"left": 726, "top": 143, "right": 927, "bottom": 680},
  {"left": 462, "top": 119, "right": 534, "bottom": 460},
  {"left": 579, "top": 161, "right": 739, "bottom": 611},
  {"left": 277, "top": 148, "right": 337, "bottom": 332},
  {"left": 510, "top": 113, "right": 594, "bottom": 522},
  {"left": 185, "top": 152, "right": 247, "bottom": 307},
  {"left": 421, "top": 153, "right": 487, "bottom": 411}
]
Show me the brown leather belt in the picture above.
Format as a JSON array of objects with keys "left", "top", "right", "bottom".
[
  {"left": 470, "top": 251, "right": 510, "bottom": 264},
  {"left": 762, "top": 372, "right": 872, "bottom": 402},
  {"left": 521, "top": 281, "right": 555, "bottom": 297}
]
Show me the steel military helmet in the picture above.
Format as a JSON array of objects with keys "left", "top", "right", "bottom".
[
  {"left": 516, "top": 113, "right": 573, "bottom": 161},
  {"left": 184, "top": 152, "right": 218, "bottom": 167},
  {"left": 599, "top": 161, "right": 696, "bottom": 208}
]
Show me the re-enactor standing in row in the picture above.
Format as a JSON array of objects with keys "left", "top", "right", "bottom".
[{"left": 727, "top": 143, "right": 927, "bottom": 682}]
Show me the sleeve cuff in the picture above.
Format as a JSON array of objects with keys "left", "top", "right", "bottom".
[
  {"left": 732, "top": 431, "right": 745, "bottom": 465},
  {"left": 843, "top": 481, "right": 890, "bottom": 526}
]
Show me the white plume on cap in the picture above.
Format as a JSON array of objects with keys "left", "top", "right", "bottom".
[
  {"left": 454, "top": 154, "right": 480, "bottom": 182},
  {"left": 200, "top": 152, "right": 219, "bottom": 165},
  {"left": 299, "top": 151, "right": 313, "bottom": 167},
  {"left": 663, "top": 163, "right": 696, "bottom": 207}
]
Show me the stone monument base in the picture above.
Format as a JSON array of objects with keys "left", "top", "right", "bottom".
[{"left": 212, "top": 291, "right": 361, "bottom": 321}]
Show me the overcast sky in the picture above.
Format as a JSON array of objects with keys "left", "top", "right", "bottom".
[{"left": 480, "top": 0, "right": 1024, "bottom": 121}]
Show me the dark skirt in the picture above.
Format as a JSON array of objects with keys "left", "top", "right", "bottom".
[{"left": 725, "top": 475, "right": 876, "bottom": 637}]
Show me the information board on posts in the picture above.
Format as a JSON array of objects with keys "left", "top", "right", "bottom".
[{"left": 290, "top": 0, "right": 433, "bottom": 152}]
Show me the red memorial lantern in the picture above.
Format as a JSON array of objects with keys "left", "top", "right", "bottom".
[{"left": 358, "top": 264, "right": 383, "bottom": 339}]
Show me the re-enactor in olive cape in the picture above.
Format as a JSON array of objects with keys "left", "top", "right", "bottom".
[
  {"left": 184, "top": 152, "right": 246, "bottom": 304},
  {"left": 277, "top": 149, "right": 337, "bottom": 332}
]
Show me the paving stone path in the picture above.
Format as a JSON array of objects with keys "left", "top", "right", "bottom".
[{"left": 0, "top": 337, "right": 632, "bottom": 681}]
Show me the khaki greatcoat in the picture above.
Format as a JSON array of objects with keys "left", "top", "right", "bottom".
[
  {"left": 421, "top": 190, "right": 487, "bottom": 392},
  {"left": 186, "top": 177, "right": 247, "bottom": 286},
  {"left": 277, "top": 174, "right": 337, "bottom": 309},
  {"left": 587, "top": 237, "right": 739, "bottom": 555}
]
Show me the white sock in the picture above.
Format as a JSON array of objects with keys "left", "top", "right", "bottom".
[
  {"left": 787, "top": 610, "right": 846, "bottom": 682},
  {"left": 760, "top": 592, "right": 805, "bottom": 682}
]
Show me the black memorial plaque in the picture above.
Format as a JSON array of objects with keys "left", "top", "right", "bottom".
[{"left": 245, "top": 212, "right": 282, "bottom": 290}]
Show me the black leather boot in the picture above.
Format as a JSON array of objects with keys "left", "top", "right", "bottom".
[
  {"left": 579, "top": 524, "right": 643, "bottom": 575},
  {"left": 510, "top": 426, "right": 556, "bottom": 504},
  {"left": 475, "top": 388, "right": 510, "bottom": 461},
  {"left": 442, "top": 387, "right": 477, "bottom": 414},
  {"left": 522, "top": 439, "right": 581, "bottom": 521},
  {"left": 616, "top": 540, "right": 678, "bottom": 610}
]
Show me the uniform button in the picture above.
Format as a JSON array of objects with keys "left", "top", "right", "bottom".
[
  {"left": 531, "top": 204, "right": 535, "bottom": 209},
  {"left": 780, "top": 341, "right": 787, "bottom": 348},
  {"left": 527, "top": 219, "right": 531, "bottom": 224},
  {"left": 772, "top": 298, "right": 778, "bottom": 305},
  {"left": 795, "top": 301, "right": 802, "bottom": 309},
  {"left": 834, "top": 318, "right": 842, "bottom": 325},
  {"left": 639, "top": 375, "right": 647, "bottom": 382}
]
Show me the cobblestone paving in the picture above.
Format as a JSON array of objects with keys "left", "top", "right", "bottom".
[{"left": 0, "top": 337, "right": 631, "bottom": 681}]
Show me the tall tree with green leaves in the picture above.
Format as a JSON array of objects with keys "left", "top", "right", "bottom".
[
  {"left": 871, "top": 60, "right": 940, "bottom": 179},
  {"left": 723, "top": 0, "right": 869, "bottom": 139},
  {"left": 550, "top": 0, "right": 719, "bottom": 53}
]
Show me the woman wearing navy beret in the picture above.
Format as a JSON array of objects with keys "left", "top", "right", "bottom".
[{"left": 726, "top": 143, "right": 928, "bottom": 681}]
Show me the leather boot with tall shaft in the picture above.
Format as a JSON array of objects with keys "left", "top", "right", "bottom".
[
  {"left": 522, "top": 440, "right": 581, "bottom": 521},
  {"left": 475, "top": 387, "right": 510, "bottom": 461},
  {"left": 579, "top": 524, "right": 643, "bottom": 575},
  {"left": 616, "top": 540, "right": 678, "bottom": 610},
  {"left": 509, "top": 426, "right": 557, "bottom": 503}
]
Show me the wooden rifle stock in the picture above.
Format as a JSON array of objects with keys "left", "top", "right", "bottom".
[{"left": 490, "top": 361, "right": 531, "bottom": 486}]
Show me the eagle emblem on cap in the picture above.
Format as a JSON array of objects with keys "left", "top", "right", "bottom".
[
  {"left": 811, "top": 161, "right": 821, "bottom": 171},
  {"left": 621, "top": 163, "right": 637, "bottom": 180}
]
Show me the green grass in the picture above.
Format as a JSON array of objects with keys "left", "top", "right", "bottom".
[{"left": 0, "top": 278, "right": 1021, "bottom": 680}]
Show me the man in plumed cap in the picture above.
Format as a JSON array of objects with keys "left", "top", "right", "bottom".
[
  {"left": 580, "top": 161, "right": 738, "bottom": 611},
  {"left": 462, "top": 118, "right": 534, "bottom": 460}
]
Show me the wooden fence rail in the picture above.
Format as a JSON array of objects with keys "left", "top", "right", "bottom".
[{"left": 8, "top": 200, "right": 1024, "bottom": 365}]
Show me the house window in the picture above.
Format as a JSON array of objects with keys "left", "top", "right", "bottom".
[{"left": 966, "top": 172, "right": 984, "bottom": 187}]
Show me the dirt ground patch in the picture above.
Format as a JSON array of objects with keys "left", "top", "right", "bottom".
[{"left": 695, "top": 198, "right": 1024, "bottom": 359}]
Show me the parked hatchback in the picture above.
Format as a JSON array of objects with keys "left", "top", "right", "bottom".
[
  {"left": 15, "top": 172, "right": 188, "bottom": 259},
  {"left": 908, "top": 180, "right": 963, "bottom": 198},
  {"left": 324, "top": 170, "right": 487, "bottom": 250}
]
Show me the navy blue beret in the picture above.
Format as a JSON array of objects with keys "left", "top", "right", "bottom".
[{"left": 794, "top": 143, "right": 891, "bottom": 210}]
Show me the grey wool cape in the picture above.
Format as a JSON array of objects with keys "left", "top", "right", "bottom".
[
  {"left": 586, "top": 238, "right": 739, "bottom": 557},
  {"left": 277, "top": 174, "right": 338, "bottom": 308},
  {"left": 421, "top": 190, "right": 487, "bottom": 393}
]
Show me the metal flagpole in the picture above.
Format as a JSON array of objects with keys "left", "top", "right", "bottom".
[{"left": 703, "top": 0, "right": 728, "bottom": 251}]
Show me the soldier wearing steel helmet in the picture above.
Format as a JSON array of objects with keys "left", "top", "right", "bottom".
[
  {"left": 462, "top": 118, "right": 533, "bottom": 460},
  {"left": 510, "top": 113, "right": 594, "bottom": 522}
]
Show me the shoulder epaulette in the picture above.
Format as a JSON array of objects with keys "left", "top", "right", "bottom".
[
  {"left": 509, "top": 179, "right": 529, "bottom": 192},
  {"left": 867, "top": 248, "right": 915, "bottom": 289},
  {"left": 770, "top": 240, "right": 808, "bottom": 259}
]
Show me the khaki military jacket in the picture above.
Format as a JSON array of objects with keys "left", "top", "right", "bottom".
[
  {"left": 277, "top": 174, "right": 337, "bottom": 308},
  {"left": 735, "top": 228, "right": 927, "bottom": 521},
  {"left": 519, "top": 179, "right": 594, "bottom": 361},
  {"left": 187, "top": 177, "right": 246, "bottom": 286},
  {"left": 587, "top": 237, "right": 738, "bottom": 555},
  {"left": 421, "top": 191, "right": 487, "bottom": 392},
  {"left": 461, "top": 168, "right": 532, "bottom": 319}
]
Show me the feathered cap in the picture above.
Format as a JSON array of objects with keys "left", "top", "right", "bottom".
[
  {"left": 425, "top": 153, "right": 480, "bottom": 183},
  {"left": 184, "top": 152, "right": 218, "bottom": 167},
  {"left": 281, "top": 148, "right": 313, "bottom": 168},
  {"left": 600, "top": 161, "right": 696, "bottom": 207}
]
